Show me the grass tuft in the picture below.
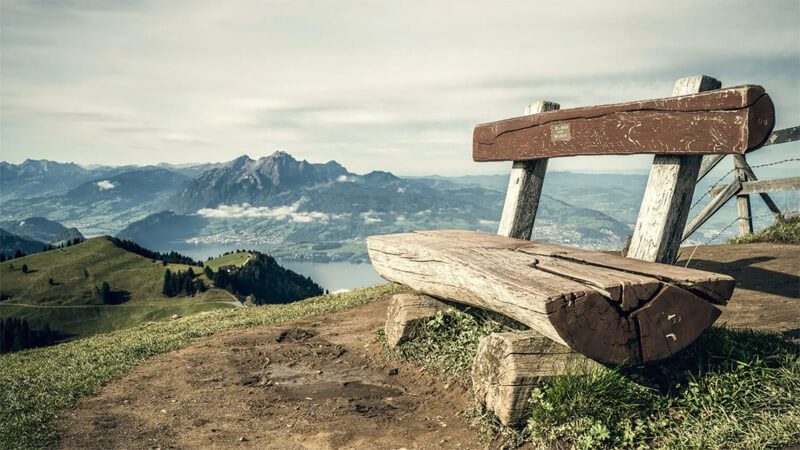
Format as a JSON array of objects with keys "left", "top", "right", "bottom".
[
  {"left": 390, "top": 307, "right": 800, "bottom": 449},
  {"left": 0, "top": 283, "right": 402, "bottom": 449},
  {"left": 388, "top": 305, "right": 521, "bottom": 381},
  {"left": 729, "top": 215, "right": 800, "bottom": 245}
]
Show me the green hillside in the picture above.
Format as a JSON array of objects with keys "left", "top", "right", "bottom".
[
  {"left": 0, "top": 237, "right": 236, "bottom": 338},
  {"left": 204, "top": 251, "right": 252, "bottom": 270}
]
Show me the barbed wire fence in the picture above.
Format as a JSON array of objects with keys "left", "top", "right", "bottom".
[
  {"left": 688, "top": 157, "right": 800, "bottom": 213},
  {"left": 682, "top": 208, "right": 800, "bottom": 268}
]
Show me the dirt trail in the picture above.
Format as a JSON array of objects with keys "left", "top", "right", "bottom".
[
  {"left": 59, "top": 243, "right": 798, "bottom": 449},
  {"left": 59, "top": 299, "right": 480, "bottom": 449}
]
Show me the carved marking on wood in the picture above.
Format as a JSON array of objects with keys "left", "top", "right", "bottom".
[{"left": 473, "top": 84, "right": 774, "bottom": 162}]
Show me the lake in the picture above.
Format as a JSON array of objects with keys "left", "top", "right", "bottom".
[
  {"left": 279, "top": 261, "right": 386, "bottom": 292},
  {"left": 173, "top": 243, "right": 386, "bottom": 292}
]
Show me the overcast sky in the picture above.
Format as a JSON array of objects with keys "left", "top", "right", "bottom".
[{"left": 1, "top": 0, "right": 798, "bottom": 175}]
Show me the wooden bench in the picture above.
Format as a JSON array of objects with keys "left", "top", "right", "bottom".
[
  {"left": 369, "top": 229, "right": 732, "bottom": 365},
  {"left": 369, "top": 74, "right": 787, "bottom": 424}
]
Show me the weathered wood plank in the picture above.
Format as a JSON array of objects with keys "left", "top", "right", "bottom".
[
  {"left": 736, "top": 159, "right": 782, "bottom": 215},
  {"left": 697, "top": 154, "right": 726, "bottom": 182},
  {"left": 763, "top": 125, "right": 800, "bottom": 147},
  {"left": 632, "top": 285, "right": 721, "bottom": 361},
  {"left": 367, "top": 230, "right": 731, "bottom": 364},
  {"left": 682, "top": 180, "right": 741, "bottom": 241},
  {"left": 414, "top": 229, "right": 734, "bottom": 304},
  {"left": 709, "top": 176, "right": 800, "bottom": 196},
  {"left": 734, "top": 155, "right": 754, "bottom": 236},
  {"left": 471, "top": 331, "right": 599, "bottom": 426},
  {"left": 384, "top": 293, "right": 450, "bottom": 347},
  {"left": 498, "top": 100, "right": 560, "bottom": 239},
  {"left": 627, "top": 75, "right": 719, "bottom": 264},
  {"left": 473, "top": 85, "right": 774, "bottom": 161}
]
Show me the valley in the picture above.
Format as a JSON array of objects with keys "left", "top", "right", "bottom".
[
  {"left": 0, "top": 237, "right": 321, "bottom": 345},
  {"left": 1, "top": 152, "right": 796, "bottom": 281}
]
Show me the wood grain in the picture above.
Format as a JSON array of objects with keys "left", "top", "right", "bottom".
[
  {"left": 497, "top": 100, "right": 560, "bottom": 240},
  {"left": 682, "top": 180, "right": 741, "bottom": 241},
  {"left": 367, "top": 230, "right": 731, "bottom": 364},
  {"left": 734, "top": 155, "right": 754, "bottom": 236},
  {"left": 708, "top": 176, "right": 800, "bottom": 196},
  {"left": 627, "top": 75, "right": 718, "bottom": 264},
  {"left": 384, "top": 293, "right": 450, "bottom": 347},
  {"left": 471, "top": 331, "right": 598, "bottom": 426},
  {"left": 473, "top": 85, "right": 774, "bottom": 161}
]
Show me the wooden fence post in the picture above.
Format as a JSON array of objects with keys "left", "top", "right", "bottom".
[
  {"left": 733, "top": 155, "right": 754, "bottom": 236},
  {"left": 627, "top": 75, "right": 722, "bottom": 264},
  {"left": 497, "top": 100, "right": 560, "bottom": 239}
]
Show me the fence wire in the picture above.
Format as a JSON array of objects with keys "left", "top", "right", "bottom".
[
  {"left": 682, "top": 208, "right": 800, "bottom": 268},
  {"left": 689, "top": 157, "right": 800, "bottom": 213}
]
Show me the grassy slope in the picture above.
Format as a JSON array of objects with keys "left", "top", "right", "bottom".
[
  {"left": 389, "top": 307, "right": 800, "bottom": 449},
  {"left": 203, "top": 251, "right": 252, "bottom": 270},
  {"left": 730, "top": 215, "right": 800, "bottom": 245},
  {"left": 0, "top": 237, "right": 235, "bottom": 337},
  {"left": 0, "top": 284, "right": 402, "bottom": 449}
]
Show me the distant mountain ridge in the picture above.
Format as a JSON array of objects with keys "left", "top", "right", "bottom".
[
  {"left": 0, "top": 228, "right": 46, "bottom": 258},
  {"left": 2, "top": 152, "right": 646, "bottom": 260},
  {"left": 0, "top": 217, "right": 84, "bottom": 245},
  {"left": 170, "top": 152, "right": 350, "bottom": 212}
]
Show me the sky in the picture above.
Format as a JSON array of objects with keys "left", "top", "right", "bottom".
[{"left": 1, "top": 0, "right": 798, "bottom": 176}]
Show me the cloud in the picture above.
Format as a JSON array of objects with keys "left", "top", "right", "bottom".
[
  {"left": 361, "top": 211, "right": 382, "bottom": 224},
  {"left": 96, "top": 180, "right": 116, "bottom": 190},
  {"left": 196, "top": 202, "right": 329, "bottom": 223},
  {"left": 1, "top": 1, "right": 798, "bottom": 175}
]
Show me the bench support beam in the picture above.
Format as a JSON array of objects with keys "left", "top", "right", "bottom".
[
  {"left": 497, "top": 101, "right": 560, "bottom": 239},
  {"left": 628, "top": 75, "right": 721, "bottom": 264},
  {"left": 733, "top": 155, "right": 754, "bottom": 236}
]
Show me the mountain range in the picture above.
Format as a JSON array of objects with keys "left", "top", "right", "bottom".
[
  {"left": 0, "top": 217, "right": 85, "bottom": 258},
  {"left": 8, "top": 151, "right": 784, "bottom": 263}
]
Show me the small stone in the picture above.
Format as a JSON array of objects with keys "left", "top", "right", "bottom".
[
  {"left": 305, "top": 397, "right": 313, "bottom": 401},
  {"left": 317, "top": 370, "right": 323, "bottom": 375},
  {"left": 388, "top": 368, "right": 399, "bottom": 376},
  {"left": 160, "top": 409, "right": 167, "bottom": 414},
  {"left": 170, "top": 314, "right": 181, "bottom": 320},
  {"left": 238, "top": 436, "right": 248, "bottom": 442}
]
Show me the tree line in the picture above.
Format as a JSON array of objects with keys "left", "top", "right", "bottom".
[
  {"left": 0, "top": 318, "right": 56, "bottom": 354},
  {"left": 0, "top": 237, "right": 85, "bottom": 262},
  {"left": 163, "top": 252, "right": 323, "bottom": 304},
  {"left": 162, "top": 268, "right": 206, "bottom": 297},
  {"left": 208, "top": 253, "right": 323, "bottom": 305},
  {"left": 111, "top": 237, "right": 202, "bottom": 266}
]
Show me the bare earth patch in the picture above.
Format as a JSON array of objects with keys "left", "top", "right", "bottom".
[
  {"left": 58, "top": 300, "right": 478, "bottom": 449},
  {"left": 59, "top": 244, "right": 798, "bottom": 449}
]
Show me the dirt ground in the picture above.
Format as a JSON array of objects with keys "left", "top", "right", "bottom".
[{"left": 59, "top": 243, "right": 798, "bottom": 449}]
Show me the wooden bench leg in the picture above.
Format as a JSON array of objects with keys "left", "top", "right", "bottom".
[
  {"left": 627, "top": 75, "right": 722, "bottom": 264},
  {"left": 733, "top": 155, "right": 754, "bottom": 236},
  {"left": 384, "top": 293, "right": 449, "bottom": 348},
  {"left": 471, "top": 331, "right": 599, "bottom": 426},
  {"left": 497, "top": 101, "right": 560, "bottom": 240}
]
